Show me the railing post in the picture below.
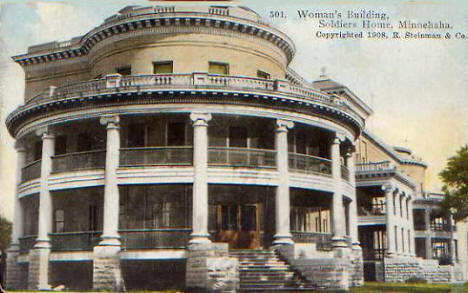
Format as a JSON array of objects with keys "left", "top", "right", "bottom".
[
  {"left": 105, "top": 73, "right": 122, "bottom": 88},
  {"left": 192, "top": 72, "right": 209, "bottom": 86},
  {"left": 189, "top": 112, "right": 212, "bottom": 244},
  {"left": 273, "top": 119, "right": 294, "bottom": 245}
]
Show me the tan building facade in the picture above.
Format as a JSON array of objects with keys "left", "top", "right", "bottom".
[{"left": 4, "top": 5, "right": 466, "bottom": 292}]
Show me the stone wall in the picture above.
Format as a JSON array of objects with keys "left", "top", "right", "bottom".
[
  {"left": 383, "top": 257, "right": 422, "bottom": 283},
  {"left": 275, "top": 245, "right": 353, "bottom": 291},
  {"left": 186, "top": 242, "right": 238, "bottom": 293},
  {"left": 93, "top": 245, "right": 125, "bottom": 291},
  {"left": 349, "top": 248, "right": 364, "bottom": 287},
  {"left": 27, "top": 248, "right": 51, "bottom": 290},
  {"left": 5, "top": 251, "right": 24, "bottom": 289}
]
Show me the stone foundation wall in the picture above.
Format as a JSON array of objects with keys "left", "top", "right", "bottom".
[
  {"left": 275, "top": 245, "right": 352, "bottom": 291},
  {"left": 27, "top": 248, "right": 51, "bottom": 290},
  {"left": 375, "top": 261, "right": 385, "bottom": 282},
  {"left": 5, "top": 251, "right": 25, "bottom": 290},
  {"left": 186, "top": 243, "right": 238, "bottom": 293},
  {"left": 93, "top": 245, "right": 125, "bottom": 291},
  {"left": 383, "top": 257, "right": 422, "bottom": 283},
  {"left": 349, "top": 248, "right": 364, "bottom": 287},
  {"left": 293, "top": 258, "right": 350, "bottom": 291}
]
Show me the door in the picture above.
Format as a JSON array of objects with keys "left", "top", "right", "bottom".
[{"left": 217, "top": 203, "right": 260, "bottom": 249}]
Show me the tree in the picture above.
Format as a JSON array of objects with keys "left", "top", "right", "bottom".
[
  {"left": 439, "top": 145, "right": 468, "bottom": 221},
  {"left": 0, "top": 216, "right": 12, "bottom": 252}
]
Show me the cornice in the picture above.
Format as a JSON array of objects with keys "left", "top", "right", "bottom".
[{"left": 12, "top": 11, "right": 295, "bottom": 66}]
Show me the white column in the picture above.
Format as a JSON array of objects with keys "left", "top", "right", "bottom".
[
  {"left": 10, "top": 143, "right": 26, "bottom": 248},
  {"left": 99, "top": 115, "right": 121, "bottom": 246},
  {"left": 407, "top": 196, "right": 416, "bottom": 256},
  {"left": 425, "top": 208, "right": 432, "bottom": 259},
  {"left": 273, "top": 119, "right": 294, "bottom": 245},
  {"left": 35, "top": 129, "right": 55, "bottom": 248},
  {"left": 331, "top": 136, "right": 346, "bottom": 246},
  {"left": 346, "top": 151, "right": 360, "bottom": 249},
  {"left": 383, "top": 185, "right": 395, "bottom": 257},
  {"left": 189, "top": 112, "right": 212, "bottom": 244}
]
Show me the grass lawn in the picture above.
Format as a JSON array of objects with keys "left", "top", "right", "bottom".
[
  {"left": 345, "top": 281, "right": 468, "bottom": 293},
  {"left": 121, "top": 282, "right": 468, "bottom": 293}
]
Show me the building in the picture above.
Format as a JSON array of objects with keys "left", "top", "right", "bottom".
[{"left": 3, "top": 5, "right": 465, "bottom": 292}]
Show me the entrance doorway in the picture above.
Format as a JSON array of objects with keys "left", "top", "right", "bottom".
[{"left": 216, "top": 203, "right": 260, "bottom": 249}]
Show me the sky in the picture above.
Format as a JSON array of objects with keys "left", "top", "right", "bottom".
[{"left": 0, "top": 0, "right": 467, "bottom": 220}]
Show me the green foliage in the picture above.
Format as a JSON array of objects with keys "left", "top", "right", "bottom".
[
  {"left": 439, "top": 145, "right": 468, "bottom": 221},
  {"left": 0, "top": 216, "right": 12, "bottom": 252}
]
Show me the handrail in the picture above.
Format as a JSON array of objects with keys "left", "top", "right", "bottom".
[
  {"left": 288, "top": 152, "right": 331, "bottom": 163},
  {"left": 23, "top": 159, "right": 42, "bottom": 169},
  {"left": 52, "top": 149, "right": 105, "bottom": 158},
  {"left": 119, "top": 228, "right": 191, "bottom": 232},
  {"left": 209, "top": 146, "right": 276, "bottom": 153},
  {"left": 120, "top": 146, "right": 193, "bottom": 151}
]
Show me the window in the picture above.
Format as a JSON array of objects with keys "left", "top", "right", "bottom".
[
  {"left": 127, "top": 123, "right": 146, "bottom": 147},
  {"left": 89, "top": 205, "right": 98, "bottom": 231},
  {"left": 167, "top": 122, "right": 186, "bottom": 146},
  {"left": 77, "top": 133, "right": 92, "bottom": 152},
  {"left": 116, "top": 66, "right": 131, "bottom": 76},
  {"left": 408, "top": 230, "right": 411, "bottom": 253},
  {"left": 209, "top": 62, "right": 229, "bottom": 75},
  {"left": 229, "top": 126, "right": 247, "bottom": 147},
  {"left": 221, "top": 205, "right": 238, "bottom": 230},
  {"left": 153, "top": 61, "right": 173, "bottom": 74},
  {"left": 401, "top": 228, "right": 405, "bottom": 252},
  {"left": 406, "top": 200, "right": 409, "bottom": 219},
  {"left": 394, "top": 225, "right": 398, "bottom": 252},
  {"left": 34, "top": 140, "right": 42, "bottom": 160},
  {"left": 359, "top": 140, "right": 368, "bottom": 162},
  {"left": 257, "top": 70, "right": 270, "bottom": 79},
  {"left": 393, "top": 194, "right": 396, "bottom": 216},
  {"left": 55, "top": 135, "right": 67, "bottom": 155},
  {"left": 55, "top": 209, "right": 65, "bottom": 233},
  {"left": 400, "top": 196, "right": 403, "bottom": 218}
]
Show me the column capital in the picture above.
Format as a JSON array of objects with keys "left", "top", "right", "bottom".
[
  {"left": 35, "top": 127, "right": 54, "bottom": 139},
  {"left": 381, "top": 184, "right": 396, "bottom": 193},
  {"left": 190, "top": 112, "right": 212, "bottom": 126},
  {"left": 100, "top": 115, "right": 120, "bottom": 128},
  {"left": 14, "top": 140, "right": 26, "bottom": 152},
  {"left": 276, "top": 119, "right": 294, "bottom": 132}
]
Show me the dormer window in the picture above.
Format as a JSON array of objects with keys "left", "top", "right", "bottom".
[
  {"left": 209, "top": 62, "right": 229, "bottom": 75},
  {"left": 116, "top": 66, "right": 131, "bottom": 76},
  {"left": 153, "top": 61, "right": 173, "bottom": 74},
  {"left": 257, "top": 70, "right": 270, "bottom": 79}
]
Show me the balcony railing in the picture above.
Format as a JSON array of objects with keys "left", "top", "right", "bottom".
[
  {"left": 363, "top": 248, "right": 386, "bottom": 260},
  {"left": 430, "top": 223, "right": 453, "bottom": 232},
  {"left": 21, "top": 160, "right": 41, "bottom": 182},
  {"left": 291, "top": 231, "right": 333, "bottom": 251},
  {"left": 120, "top": 146, "right": 193, "bottom": 167},
  {"left": 341, "top": 165, "right": 350, "bottom": 181},
  {"left": 50, "top": 231, "right": 101, "bottom": 251},
  {"left": 19, "top": 235, "right": 36, "bottom": 255},
  {"left": 119, "top": 228, "right": 191, "bottom": 249},
  {"left": 288, "top": 153, "right": 332, "bottom": 176},
  {"left": 356, "top": 160, "right": 395, "bottom": 172},
  {"left": 208, "top": 147, "right": 276, "bottom": 168},
  {"left": 52, "top": 150, "right": 106, "bottom": 173}
]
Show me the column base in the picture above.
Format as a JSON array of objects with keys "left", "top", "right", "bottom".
[
  {"left": 93, "top": 245, "right": 125, "bottom": 291},
  {"left": 272, "top": 233, "right": 295, "bottom": 245},
  {"left": 189, "top": 233, "right": 212, "bottom": 244},
  {"left": 27, "top": 247, "right": 51, "bottom": 290},
  {"left": 33, "top": 238, "right": 51, "bottom": 249},
  {"left": 186, "top": 242, "right": 239, "bottom": 292},
  {"left": 98, "top": 235, "right": 121, "bottom": 246},
  {"left": 331, "top": 236, "right": 348, "bottom": 248},
  {"left": 352, "top": 242, "right": 362, "bottom": 250}
]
